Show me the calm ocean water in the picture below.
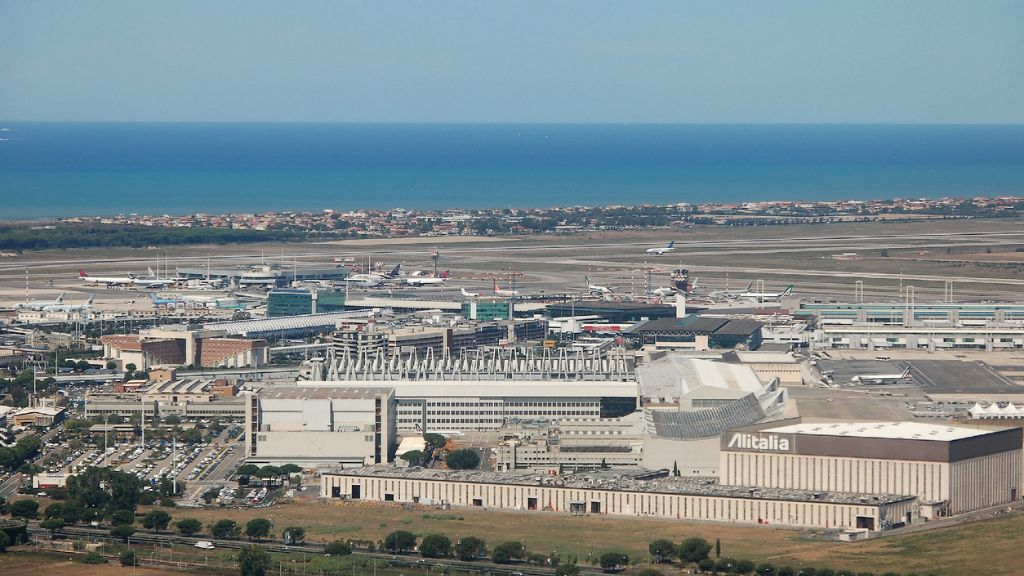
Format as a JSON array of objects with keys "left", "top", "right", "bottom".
[{"left": 1, "top": 123, "right": 1022, "bottom": 220}]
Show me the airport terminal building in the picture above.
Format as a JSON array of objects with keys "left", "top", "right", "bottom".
[{"left": 719, "top": 422, "right": 1022, "bottom": 517}]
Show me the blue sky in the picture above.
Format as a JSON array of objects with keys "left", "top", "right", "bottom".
[{"left": 1, "top": 1, "right": 1022, "bottom": 123}]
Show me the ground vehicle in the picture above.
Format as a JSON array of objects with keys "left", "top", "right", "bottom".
[{"left": 195, "top": 541, "right": 215, "bottom": 550}]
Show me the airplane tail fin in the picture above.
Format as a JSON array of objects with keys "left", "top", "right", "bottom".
[
  {"left": 389, "top": 264, "right": 401, "bottom": 277},
  {"left": 667, "top": 241, "right": 675, "bottom": 248},
  {"left": 441, "top": 270, "right": 450, "bottom": 279},
  {"left": 691, "top": 278, "right": 698, "bottom": 290},
  {"left": 78, "top": 270, "right": 88, "bottom": 278},
  {"left": 585, "top": 274, "right": 591, "bottom": 286},
  {"left": 745, "top": 281, "right": 754, "bottom": 291},
  {"left": 783, "top": 285, "right": 795, "bottom": 296},
  {"left": 148, "top": 267, "right": 155, "bottom": 277},
  {"left": 55, "top": 292, "right": 65, "bottom": 303},
  {"left": 86, "top": 295, "right": 94, "bottom": 305}
]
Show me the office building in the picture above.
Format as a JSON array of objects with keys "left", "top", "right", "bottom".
[{"left": 267, "top": 288, "right": 346, "bottom": 318}]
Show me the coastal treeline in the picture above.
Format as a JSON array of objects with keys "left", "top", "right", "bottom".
[{"left": 0, "top": 223, "right": 304, "bottom": 251}]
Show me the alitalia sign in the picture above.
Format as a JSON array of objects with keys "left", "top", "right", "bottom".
[{"left": 727, "top": 433, "right": 792, "bottom": 452}]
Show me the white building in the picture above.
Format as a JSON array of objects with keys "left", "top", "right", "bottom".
[{"left": 243, "top": 386, "right": 396, "bottom": 468}]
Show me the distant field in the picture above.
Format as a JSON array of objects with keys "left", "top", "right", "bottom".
[{"left": 156, "top": 498, "right": 1024, "bottom": 575}]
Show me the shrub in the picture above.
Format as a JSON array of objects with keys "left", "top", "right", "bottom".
[
  {"left": 599, "top": 552, "right": 629, "bottom": 571},
  {"left": 82, "top": 551, "right": 107, "bottom": 564},
  {"left": 324, "top": 540, "right": 353, "bottom": 556},
  {"left": 120, "top": 550, "right": 138, "bottom": 566}
]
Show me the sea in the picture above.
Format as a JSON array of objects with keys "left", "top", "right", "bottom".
[{"left": 1, "top": 123, "right": 1023, "bottom": 220}]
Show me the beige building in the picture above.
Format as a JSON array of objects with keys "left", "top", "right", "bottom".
[
  {"left": 321, "top": 466, "right": 918, "bottom": 532},
  {"left": 244, "top": 386, "right": 396, "bottom": 468},
  {"left": 720, "top": 421, "right": 1022, "bottom": 517}
]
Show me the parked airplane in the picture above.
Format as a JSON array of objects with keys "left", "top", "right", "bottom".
[
  {"left": 78, "top": 270, "right": 173, "bottom": 288},
  {"left": 738, "top": 284, "right": 795, "bottom": 303},
  {"left": 651, "top": 287, "right": 677, "bottom": 297},
  {"left": 493, "top": 280, "right": 520, "bottom": 297},
  {"left": 44, "top": 294, "right": 94, "bottom": 313},
  {"left": 15, "top": 292, "right": 65, "bottom": 310},
  {"left": 851, "top": 367, "right": 912, "bottom": 384},
  {"left": 707, "top": 281, "right": 754, "bottom": 300},
  {"left": 646, "top": 241, "right": 676, "bottom": 255},
  {"left": 345, "top": 264, "right": 401, "bottom": 288},
  {"left": 460, "top": 287, "right": 479, "bottom": 298},
  {"left": 585, "top": 275, "right": 614, "bottom": 295},
  {"left": 405, "top": 271, "right": 450, "bottom": 286}
]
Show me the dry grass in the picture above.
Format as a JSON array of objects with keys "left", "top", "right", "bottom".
[{"left": 151, "top": 499, "right": 1024, "bottom": 575}]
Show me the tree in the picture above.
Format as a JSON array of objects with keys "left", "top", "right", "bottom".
[
  {"left": 110, "top": 524, "right": 136, "bottom": 542},
  {"left": 715, "top": 538, "right": 721, "bottom": 559},
  {"left": 637, "top": 570, "right": 664, "bottom": 576},
  {"left": 255, "top": 466, "right": 281, "bottom": 479},
  {"left": 211, "top": 519, "right": 240, "bottom": 539},
  {"left": 492, "top": 541, "right": 526, "bottom": 564},
  {"left": 279, "top": 464, "right": 302, "bottom": 475},
  {"left": 778, "top": 567, "right": 796, "bottom": 576},
  {"left": 599, "top": 552, "right": 629, "bottom": 571},
  {"left": 120, "top": 550, "right": 138, "bottom": 566},
  {"left": 283, "top": 526, "right": 305, "bottom": 545},
  {"left": 455, "top": 536, "right": 486, "bottom": 561},
  {"left": 40, "top": 518, "right": 65, "bottom": 536},
  {"left": 176, "top": 518, "right": 203, "bottom": 536},
  {"left": 142, "top": 509, "right": 172, "bottom": 531},
  {"left": 698, "top": 559, "right": 716, "bottom": 573},
  {"left": 238, "top": 545, "right": 272, "bottom": 576},
  {"left": 384, "top": 530, "right": 417, "bottom": 553},
  {"left": 648, "top": 539, "right": 675, "bottom": 562},
  {"left": 236, "top": 464, "right": 260, "bottom": 477},
  {"left": 555, "top": 563, "right": 581, "bottom": 576},
  {"left": 400, "top": 450, "right": 425, "bottom": 466},
  {"left": 756, "top": 563, "right": 777, "bottom": 576},
  {"left": 424, "top": 433, "right": 447, "bottom": 449},
  {"left": 245, "top": 518, "right": 273, "bottom": 541},
  {"left": 9, "top": 499, "right": 39, "bottom": 519},
  {"left": 419, "top": 534, "right": 451, "bottom": 558},
  {"left": 111, "top": 509, "right": 135, "bottom": 526},
  {"left": 0, "top": 530, "right": 9, "bottom": 552},
  {"left": 678, "top": 537, "right": 712, "bottom": 564},
  {"left": 324, "top": 540, "right": 353, "bottom": 556},
  {"left": 44, "top": 503, "right": 65, "bottom": 519},
  {"left": 445, "top": 449, "right": 481, "bottom": 470}
]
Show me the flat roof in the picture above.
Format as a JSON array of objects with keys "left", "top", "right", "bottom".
[
  {"left": 763, "top": 421, "right": 994, "bottom": 442},
  {"left": 326, "top": 466, "right": 915, "bottom": 506},
  {"left": 257, "top": 386, "right": 392, "bottom": 400}
]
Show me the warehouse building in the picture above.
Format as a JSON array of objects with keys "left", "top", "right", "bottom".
[
  {"left": 244, "top": 386, "right": 396, "bottom": 467},
  {"left": 321, "top": 466, "right": 918, "bottom": 532},
  {"left": 719, "top": 421, "right": 1022, "bottom": 517}
]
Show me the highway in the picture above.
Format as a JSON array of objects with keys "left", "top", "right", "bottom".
[{"left": 28, "top": 523, "right": 603, "bottom": 576}]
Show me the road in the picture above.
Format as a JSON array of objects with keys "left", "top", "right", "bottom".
[{"left": 29, "top": 523, "right": 605, "bottom": 576}]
